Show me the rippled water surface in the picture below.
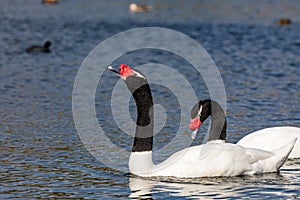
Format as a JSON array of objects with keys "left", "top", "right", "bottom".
[{"left": 1, "top": 0, "right": 300, "bottom": 199}]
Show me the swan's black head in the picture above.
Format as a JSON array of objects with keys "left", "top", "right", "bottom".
[
  {"left": 44, "top": 41, "right": 51, "bottom": 49},
  {"left": 189, "top": 100, "right": 211, "bottom": 136},
  {"left": 107, "top": 64, "right": 148, "bottom": 93},
  {"left": 190, "top": 99, "right": 226, "bottom": 140},
  {"left": 190, "top": 100, "right": 212, "bottom": 125}
]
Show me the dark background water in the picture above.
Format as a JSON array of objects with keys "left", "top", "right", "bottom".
[{"left": 1, "top": 0, "right": 300, "bottom": 199}]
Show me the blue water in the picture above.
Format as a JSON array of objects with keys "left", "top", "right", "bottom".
[{"left": 1, "top": 0, "right": 300, "bottom": 199}]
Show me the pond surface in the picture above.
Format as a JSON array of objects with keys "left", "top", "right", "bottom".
[{"left": 1, "top": 0, "right": 300, "bottom": 199}]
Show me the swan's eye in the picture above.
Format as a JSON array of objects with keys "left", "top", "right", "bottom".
[
  {"left": 134, "top": 71, "right": 146, "bottom": 79},
  {"left": 197, "top": 105, "right": 203, "bottom": 117}
]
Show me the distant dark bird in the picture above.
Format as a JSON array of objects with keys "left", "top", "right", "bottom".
[
  {"left": 129, "top": 3, "right": 152, "bottom": 12},
  {"left": 42, "top": 0, "right": 58, "bottom": 5},
  {"left": 277, "top": 18, "right": 292, "bottom": 26},
  {"left": 26, "top": 41, "right": 51, "bottom": 53}
]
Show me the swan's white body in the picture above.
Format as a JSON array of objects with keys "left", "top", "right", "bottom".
[
  {"left": 237, "top": 126, "right": 300, "bottom": 159},
  {"left": 129, "top": 139, "right": 296, "bottom": 178}
]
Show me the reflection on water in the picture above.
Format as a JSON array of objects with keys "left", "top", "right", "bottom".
[
  {"left": 129, "top": 163, "right": 300, "bottom": 199},
  {"left": 1, "top": 0, "right": 300, "bottom": 199}
]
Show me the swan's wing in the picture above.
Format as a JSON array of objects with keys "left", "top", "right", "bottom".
[
  {"left": 243, "top": 147, "right": 273, "bottom": 164},
  {"left": 244, "top": 138, "right": 297, "bottom": 174},
  {"left": 237, "top": 126, "right": 300, "bottom": 158}
]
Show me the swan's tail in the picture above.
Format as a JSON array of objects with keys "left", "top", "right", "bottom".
[{"left": 250, "top": 138, "right": 297, "bottom": 174}]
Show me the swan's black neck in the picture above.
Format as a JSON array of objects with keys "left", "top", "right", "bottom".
[
  {"left": 209, "top": 103, "right": 227, "bottom": 141},
  {"left": 125, "top": 76, "right": 154, "bottom": 152},
  {"left": 195, "top": 100, "right": 227, "bottom": 141}
]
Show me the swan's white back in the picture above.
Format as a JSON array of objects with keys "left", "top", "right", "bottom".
[{"left": 237, "top": 126, "right": 300, "bottom": 159}]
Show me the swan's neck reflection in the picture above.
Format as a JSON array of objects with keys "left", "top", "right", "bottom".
[{"left": 129, "top": 177, "right": 154, "bottom": 199}]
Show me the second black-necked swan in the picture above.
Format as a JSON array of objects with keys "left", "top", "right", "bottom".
[
  {"left": 190, "top": 100, "right": 300, "bottom": 159},
  {"left": 108, "top": 64, "right": 296, "bottom": 178}
]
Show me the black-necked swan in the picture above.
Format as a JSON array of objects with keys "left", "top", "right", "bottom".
[
  {"left": 108, "top": 64, "right": 296, "bottom": 178},
  {"left": 190, "top": 99, "right": 300, "bottom": 159}
]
